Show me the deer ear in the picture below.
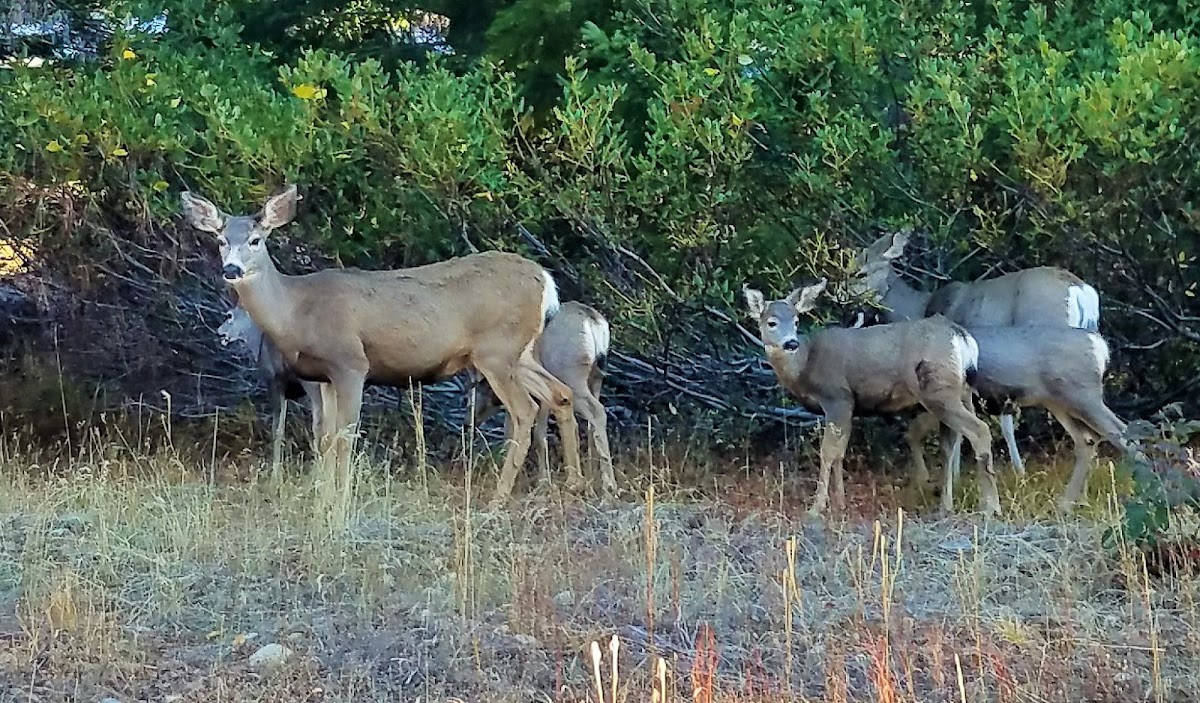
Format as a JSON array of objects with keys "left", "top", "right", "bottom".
[
  {"left": 743, "top": 285, "right": 766, "bottom": 319},
  {"left": 180, "top": 191, "right": 225, "bottom": 233},
  {"left": 881, "top": 231, "right": 909, "bottom": 260},
  {"left": 791, "top": 278, "right": 828, "bottom": 313},
  {"left": 259, "top": 184, "right": 299, "bottom": 231}
]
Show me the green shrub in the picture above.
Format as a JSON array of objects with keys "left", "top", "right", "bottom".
[{"left": 1, "top": 0, "right": 1197, "bottom": 425}]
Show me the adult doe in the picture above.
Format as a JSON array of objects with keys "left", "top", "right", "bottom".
[{"left": 182, "top": 185, "right": 582, "bottom": 511}]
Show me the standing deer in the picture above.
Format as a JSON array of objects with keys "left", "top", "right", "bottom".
[
  {"left": 181, "top": 185, "right": 583, "bottom": 511},
  {"left": 850, "top": 231, "right": 1102, "bottom": 476},
  {"left": 903, "top": 325, "right": 1136, "bottom": 512},
  {"left": 467, "top": 301, "right": 615, "bottom": 495},
  {"left": 744, "top": 278, "right": 1000, "bottom": 517},
  {"left": 218, "top": 304, "right": 322, "bottom": 471}
]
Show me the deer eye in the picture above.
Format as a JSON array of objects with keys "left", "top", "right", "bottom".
[
  {"left": 248, "top": 237, "right": 262, "bottom": 248},
  {"left": 766, "top": 318, "right": 778, "bottom": 329},
  {"left": 216, "top": 236, "right": 228, "bottom": 247}
]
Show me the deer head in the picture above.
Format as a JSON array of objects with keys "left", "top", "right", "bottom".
[
  {"left": 743, "top": 278, "right": 827, "bottom": 352},
  {"left": 180, "top": 185, "right": 299, "bottom": 283},
  {"left": 848, "top": 231, "right": 908, "bottom": 300}
]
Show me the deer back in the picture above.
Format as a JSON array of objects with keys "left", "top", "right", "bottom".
[
  {"left": 261, "top": 251, "right": 555, "bottom": 385},
  {"left": 925, "top": 267, "right": 1098, "bottom": 330},
  {"left": 963, "top": 325, "right": 1110, "bottom": 403}
]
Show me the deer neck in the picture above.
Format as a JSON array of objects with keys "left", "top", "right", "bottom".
[
  {"left": 881, "top": 268, "right": 931, "bottom": 322},
  {"left": 230, "top": 261, "right": 295, "bottom": 347},
  {"left": 765, "top": 341, "right": 812, "bottom": 387}
]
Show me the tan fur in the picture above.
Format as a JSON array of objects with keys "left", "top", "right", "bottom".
[
  {"left": 924, "top": 267, "right": 1092, "bottom": 327},
  {"left": 469, "top": 301, "right": 615, "bottom": 497},
  {"left": 218, "top": 304, "right": 322, "bottom": 471},
  {"left": 182, "top": 185, "right": 582, "bottom": 510},
  {"left": 744, "top": 279, "right": 999, "bottom": 517}
]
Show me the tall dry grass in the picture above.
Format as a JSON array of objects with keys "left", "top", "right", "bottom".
[{"left": 0, "top": 407, "right": 1196, "bottom": 702}]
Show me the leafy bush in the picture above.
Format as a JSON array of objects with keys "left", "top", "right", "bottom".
[
  {"left": 1103, "top": 416, "right": 1200, "bottom": 565},
  {"left": 1, "top": 0, "right": 1197, "bottom": 427}
]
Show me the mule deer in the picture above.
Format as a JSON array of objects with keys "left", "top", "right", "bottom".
[
  {"left": 905, "top": 326, "right": 1136, "bottom": 512},
  {"left": 744, "top": 278, "right": 1000, "bottom": 516},
  {"left": 468, "top": 301, "right": 615, "bottom": 495},
  {"left": 181, "top": 185, "right": 583, "bottom": 511},
  {"left": 851, "top": 231, "right": 1102, "bottom": 475},
  {"left": 218, "top": 304, "right": 322, "bottom": 470}
]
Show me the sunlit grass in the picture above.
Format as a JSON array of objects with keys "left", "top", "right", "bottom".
[{"left": 0, "top": 416, "right": 1193, "bottom": 701}]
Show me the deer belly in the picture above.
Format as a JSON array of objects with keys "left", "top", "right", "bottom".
[
  {"left": 854, "top": 387, "right": 917, "bottom": 415},
  {"left": 289, "top": 354, "right": 332, "bottom": 383}
]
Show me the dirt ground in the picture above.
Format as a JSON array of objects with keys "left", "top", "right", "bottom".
[{"left": 0, "top": 433, "right": 1196, "bottom": 703}]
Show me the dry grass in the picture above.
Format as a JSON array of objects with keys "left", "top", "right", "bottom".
[{"left": 0, "top": 419, "right": 1197, "bottom": 702}]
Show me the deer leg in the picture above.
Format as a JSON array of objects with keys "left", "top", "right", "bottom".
[
  {"left": 932, "top": 400, "right": 999, "bottom": 516},
  {"left": 477, "top": 363, "right": 538, "bottom": 508},
  {"left": 1057, "top": 397, "right": 1139, "bottom": 512},
  {"left": 469, "top": 373, "right": 503, "bottom": 428},
  {"left": 533, "top": 401, "right": 552, "bottom": 486},
  {"left": 999, "top": 408, "right": 1026, "bottom": 476},
  {"left": 812, "top": 405, "right": 853, "bottom": 518},
  {"left": 518, "top": 356, "right": 583, "bottom": 495},
  {"left": 905, "top": 411, "right": 940, "bottom": 485},
  {"left": 271, "top": 388, "right": 288, "bottom": 479},
  {"left": 589, "top": 371, "right": 617, "bottom": 485},
  {"left": 316, "top": 382, "right": 339, "bottom": 495},
  {"left": 329, "top": 371, "right": 366, "bottom": 516},
  {"left": 304, "top": 381, "right": 323, "bottom": 461},
  {"left": 937, "top": 423, "right": 963, "bottom": 514},
  {"left": 1074, "top": 398, "right": 1137, "bottom": 459},
  {"left": 1049, "top": 408, "right": 1098, "bottom": 513},
  {"left": 570, "top": 377, "right": 616, "bottom": 498}
]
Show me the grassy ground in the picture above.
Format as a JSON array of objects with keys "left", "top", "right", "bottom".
[{"left": 0, "top": 420, "right": 1196, "bottom": 703}]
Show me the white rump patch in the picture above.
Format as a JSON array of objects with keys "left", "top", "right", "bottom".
[
  {"left": 540, "top": 269, "right": 561, "bottom": 328},
  {"left": 581, "top": 316, "right": 611, "bottom": 363},
  {"left": 951, "top": 332, "right": 980, "bottom": 379},
  {"left": 1088, "top": 332, "right": 1111, "bottom": 377},
  {"left": 1067, "top": 283, "right": 1101, "bottom": 332}
]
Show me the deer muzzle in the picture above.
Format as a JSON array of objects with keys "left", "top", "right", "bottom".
[
  {"left": 782, "top": 339, "right": 800, "bottom": 352},
  {"left": 222, "top": 264, "right": 244, "bottom": 281}
]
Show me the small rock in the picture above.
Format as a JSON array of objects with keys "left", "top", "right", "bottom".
[
  {"left": 938, "top": 535, "right": 975, "bottom": 554},
  {"left": 553, "top": 590, "right": 575, "bottom": 607},
  {"left": 249, "top": 643, "right": 292, "bottom": 669},
  {"left": 513, "top": 633, "right": 541, "bottom": 648}
]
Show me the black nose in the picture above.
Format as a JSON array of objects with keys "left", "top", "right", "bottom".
[
  {"left": 222, "top": 264, "right": 243, "bottom": 281},
  {"left": 782, "top": 339, "right": 800, "bottom": 352}
]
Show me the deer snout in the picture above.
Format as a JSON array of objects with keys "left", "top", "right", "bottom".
[
  {"left": 782, "top": 339, "right": 800, "bottom": 352},
  {"left": 222, "top": 263, "right": 244, "bottom": 281}
]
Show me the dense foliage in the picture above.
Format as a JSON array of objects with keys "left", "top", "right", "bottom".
[{"left": 1, "top": 0, "right": 1197, "bottom": 425}]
